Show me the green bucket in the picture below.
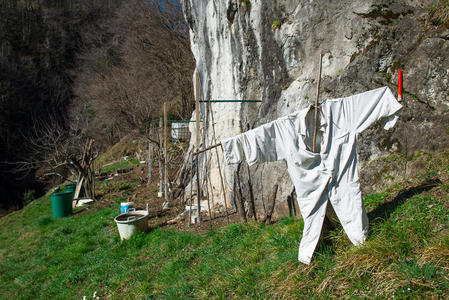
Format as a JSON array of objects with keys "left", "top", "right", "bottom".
[
  {"left": 50, "top": 191, "right": 73, "bottom": 218},
  {"left": 64, "top": 183, "right": 77, "bottom": 200}
]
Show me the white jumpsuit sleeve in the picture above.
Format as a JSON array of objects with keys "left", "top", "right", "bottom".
[
  {"left": 221, "top": 119, "right": 286, "bottom": 166},
  {"left": 342, "top": 86, "right": 403, "bottom": 133}
]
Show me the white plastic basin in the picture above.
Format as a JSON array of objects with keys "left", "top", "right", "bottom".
[{"left": 114, "top": 210, "right": 149, "bottom": 240}]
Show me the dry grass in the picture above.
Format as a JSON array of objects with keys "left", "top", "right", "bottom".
[
  {"left": 427, "top": 1, "right": 449, "bottom": 28},
  {"left": 96, "top": 135, "right": 147, "bottom": 167},
  {"left": 419, "top": 244, "right": 449, "bottom": 269}
]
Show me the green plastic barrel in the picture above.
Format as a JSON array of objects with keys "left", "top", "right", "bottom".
[
  {"left": 64, "top": 183, "right": 77, "bottom": 200},
  {"left": 50, "top": 191, "right": 73, "bottom": 218}
]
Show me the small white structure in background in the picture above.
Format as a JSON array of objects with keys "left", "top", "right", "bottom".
[{"left": 171, "top": 122, "right": 191, "bottom": 142}]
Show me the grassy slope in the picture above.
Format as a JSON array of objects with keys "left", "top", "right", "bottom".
[{"left": 0, "top": 150, "right": 448, "bottom": 299}]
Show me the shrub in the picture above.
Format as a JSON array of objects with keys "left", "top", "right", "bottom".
[{"left": 23, "top": 190, "right": 35, "bottom": 206}]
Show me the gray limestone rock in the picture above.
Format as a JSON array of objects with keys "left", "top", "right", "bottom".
[{"left": 179, "top": 0, "right": 449, "bottom": 218}]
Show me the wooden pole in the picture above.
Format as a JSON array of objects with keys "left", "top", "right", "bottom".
[
  {"left": 194, "top": 142, "right": 221, "bottom": 155},
  {"left": 148, "top": 139, "right": 153, "bottom": 186},
  {"left": 204, "top": 162, "right": 212, "bottom": 222},
  {"left": 312, "top": 53, "right": 323, "bottom": 153},
  {"left": 158, "top": 118, "right": 163, "bottom": 197},
  {"left": 206, "top": 170, "right": 215, "bottom": 220},
  {"left": 189, "top": 155, "right": 194, "bottom": 226},
  {"left": 194, "top": 69, "right": 202, "bottom": 222},
  {"left": 245, "top": 162, "right": 257, "bottom": 221},
  {"left": 164, "top": 103, "right": 168, "bottom": 202},
  {"left": 234, "top": 170, "right": 247, "bottom": 223}
]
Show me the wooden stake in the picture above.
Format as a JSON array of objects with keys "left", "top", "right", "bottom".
[
  {"left": 235, "top": 170, "right": 247, "bottom": 223},
  {"left": 189, "top": 155, "right": 194, "bottom": 226},
  {"left": 194, "top": 69, "right": 202, "bottom": 222},
  {"left": 206, "top": 170, "right": 215, "bottom": 220},
  {"left": 194, "top": 142, "right": 221, "bottom": 156},
  {"left": 74, "top": 176, "right": 84, "bottom": 200},
  {"left": 158, "top": 118, "right": 163, "bottom": 197},
  {"left": 312, "top": 53, "right": 323, "bottom": 153},
  {"left": 164, "top": 105, "right": 168, "bottom": 202},
  {"left": 204, "top": 162, "right": 212, "bottom": 222},
  {"left": 245, "top": 162, "right": 257, "bottom": 221},
  {"left": 287, "top": 187, "right": 297, "bottom": 217},
  {"left": 148, "top": 139, "right": 153, "bottom": 187}
]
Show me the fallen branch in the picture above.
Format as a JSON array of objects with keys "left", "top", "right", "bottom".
[
  {"left": 40, "top": 172, "right": 71, "bottom": 182},
  {"left": 167, "top": 211, "right": 188, "bottom": 225}
]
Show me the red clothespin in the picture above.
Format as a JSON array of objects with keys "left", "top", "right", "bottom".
[{"left": 398, "top": 70, "right": 404, "bottom": 102}]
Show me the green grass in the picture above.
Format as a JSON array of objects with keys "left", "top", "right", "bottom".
[
  {"left": 1, "top": 150, "right": 449, "bottom": 298},
  {"left": 272, "top": 19, "right": 282, "bottom": 29},
  {"left": 100, "top": 160, "right": 138, "bottom": 174}
]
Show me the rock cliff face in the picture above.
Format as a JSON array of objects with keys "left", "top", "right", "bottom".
[{"left": 181, "top": 0, "right": 449, "bottom": 217}]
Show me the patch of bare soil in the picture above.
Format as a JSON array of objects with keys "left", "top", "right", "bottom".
[{"left": 91, "top": 164, "right": 242, "bottom": 234}]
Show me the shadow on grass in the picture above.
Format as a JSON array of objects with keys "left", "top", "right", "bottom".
[
  {"left": 314, "top": 178, "right": 441, "bottom": 259},
  {"left": 368, "top": 178, "right": 441, "bottom": 226}
]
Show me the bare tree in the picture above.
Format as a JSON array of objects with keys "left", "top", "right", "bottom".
[
  {"left": 73, "top": 0, "right": 194, "bottom": 149},
  {"left": 13, "top": 112, "right": 98, "bottom": 199},
  {"left": 148, "top": 0, "right": 190, "bottom": 39},
  {"left": 144, "top": 120, "right": 188, "bottom": 197}
]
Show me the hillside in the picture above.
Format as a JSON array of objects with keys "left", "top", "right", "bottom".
[
  {"left": 0, "top": 0, "right": 194, "bottom": 210},
  {"left": 0, "top": 147, "right": 448, "bottom": 298},
  {"left": 1, "top": 0, "right": 448, "bottom": 298}
]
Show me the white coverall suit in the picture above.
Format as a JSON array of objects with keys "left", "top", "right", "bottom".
[{"left": 221, "top": 87, "right": 403, "bottom": 264}]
